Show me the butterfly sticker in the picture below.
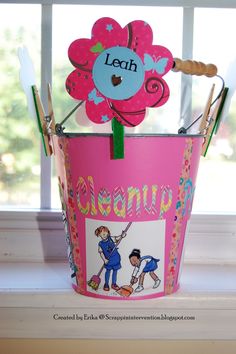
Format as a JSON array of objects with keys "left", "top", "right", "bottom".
[
  {"left": 88, "top": 88, "right": 105, "bottom": 105},
  {"left": 144, "top": 54, "right": 169, "bottom": 75}
]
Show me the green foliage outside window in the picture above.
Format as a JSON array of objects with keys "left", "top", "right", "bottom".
[{"left": 0, "top": 19, "right": 236, "bottom": 209}]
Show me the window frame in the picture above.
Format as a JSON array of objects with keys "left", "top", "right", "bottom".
[{"left": 0, "top": 0, "right": 235, "bottom": 248}]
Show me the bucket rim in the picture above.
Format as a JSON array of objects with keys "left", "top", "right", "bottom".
[{"left": 55, "top": 132, "right": 204, "bottom": 138}]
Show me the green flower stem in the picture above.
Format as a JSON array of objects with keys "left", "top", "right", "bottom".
[{"left": 112, "top": 118, "right": 124, "bottom": 159}]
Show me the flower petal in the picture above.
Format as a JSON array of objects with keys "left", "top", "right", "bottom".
[
  {"left": 68, "top": 38, "right": 96, "bottom": 72},
  {"left": 65, "top": 70, "right": 93, "bottom": 100},
  {"left": 85, "top": 89, "right": 113, "bottom": 124},
  {"left": 109, "top": 73, "right": 170, "bottom": 127},
  {"left": 123, "top": 20, "right": 153, "bottom": 55},
  {"left": 111, "top": 103, "right": 146, "bottom": 127},
  {"left": 91, "top": 17, "right": 127, "bottom": 48}
]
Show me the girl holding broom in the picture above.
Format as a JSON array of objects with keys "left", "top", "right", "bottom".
[{"left": 95, "top": 226, "right": 126, "bottom": 291}]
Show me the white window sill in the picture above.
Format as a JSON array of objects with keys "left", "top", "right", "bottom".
[
  {"left": 1, "top": 211, "right": 236, "bottom": 339},
  {"left": 1, "top": 261, "right": 236, "bottom": 340}
]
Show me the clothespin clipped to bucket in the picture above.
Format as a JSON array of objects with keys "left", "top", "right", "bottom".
[
  {"left": 199, "top": 84, "right": 216, "bottom": 155},
  {"left": 191, "top": 77, "right": 229, "bottom": 156},
  {"left": 199, "top": 84, "right": 229, "bottom": 156},
  {"left": 32, "top": 84, "right": 55, "bottom": 156},
  {"left": 174, "top": 58, "right": 229, "bottom": 155},
  {"left": 18, "top": 47, "right": 55, "bottom": 157}
]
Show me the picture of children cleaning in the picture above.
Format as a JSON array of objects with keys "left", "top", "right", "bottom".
[
  {"left": 129, "top": 248, "right": 161, "bottom": 293},
  {"left": 95, "top": 225, "right": 127, "bottom": 292}
]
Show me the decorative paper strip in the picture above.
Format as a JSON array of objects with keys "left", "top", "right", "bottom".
[
  {"left": 58, "top": 138, "right": 85, "bottom": 292},
  {"left": 166, "top": 138, "right": 193, "bottom": 295}
]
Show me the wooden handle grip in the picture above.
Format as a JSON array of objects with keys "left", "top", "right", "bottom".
[{"left": 173, "top": 58, "right": 217, "bottom": 77}]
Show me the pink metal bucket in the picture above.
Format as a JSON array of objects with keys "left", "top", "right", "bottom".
[{"left": 53, "top": 133, "right": 203, "bottom": 300}]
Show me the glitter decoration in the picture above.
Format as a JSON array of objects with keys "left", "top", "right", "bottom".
[{"left": 166, "top": 138, "right": 193, "bottom": 294}]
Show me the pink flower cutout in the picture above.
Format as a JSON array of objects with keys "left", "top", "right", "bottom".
[{"left": 66, "top": 17, "right": 173, "bottom": 127}]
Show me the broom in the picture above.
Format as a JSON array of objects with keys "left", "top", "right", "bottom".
[
  {"left": 88, "top": 222, "right": 132, "bottom": 290},
  {"left": 87, "top": 263, "right": 105, "bottom": 291}
]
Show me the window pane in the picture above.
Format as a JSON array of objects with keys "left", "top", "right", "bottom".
[
  {"left": 51, "top": 4, "right": 183, "bottom": 208},
  {"left": 192, "top": 8, "right": 236, "bottom": 213},
  {"left": 0, "top": 4, "right": 41, "bottom": 208}
]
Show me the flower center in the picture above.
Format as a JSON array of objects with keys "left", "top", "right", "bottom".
[{"left": 92, "top": 46, "right": 145, "bottom": 100}]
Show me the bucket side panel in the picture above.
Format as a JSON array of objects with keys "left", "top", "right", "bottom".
[{"left": 54, "top": 135, "right": 203, "bottom": 300}]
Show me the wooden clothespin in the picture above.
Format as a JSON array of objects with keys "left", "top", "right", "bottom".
[
  {"left": 199, "top": 84, "right": 215, "bottom": 134},
  {"left": 47, "top": 84, "right": 56, "bottom": 136},
  {"left": 199, "top": 84, "right": 215, "bottom": 156},
  {"left": 201, "top": 94, "right": 221, "bottom": 156},
  {"left": 32, "top": 84, "right": 55, "bottom": 156},
  {"left": 201, "top": 85, "right": 229, "bottom": 156}
]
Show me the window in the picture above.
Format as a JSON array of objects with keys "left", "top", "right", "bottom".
[
  {"left": 0, "top": 1, "right": 236, "bottom": 215},
  {"left": 0, "top": 4, "right": 41, "bottom": 208},
  {"left": 192, "top": 8, "right": 236, "bottom": 213}
]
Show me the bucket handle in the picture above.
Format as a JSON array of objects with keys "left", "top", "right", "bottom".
[{"left": 173, "top": 58, "right": 217, "bottom": 77}]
